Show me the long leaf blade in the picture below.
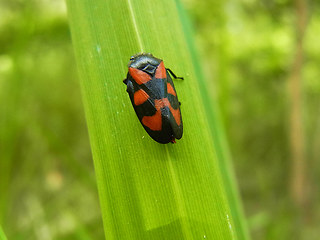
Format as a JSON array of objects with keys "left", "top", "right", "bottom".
[{"left": 66, "top": 0, "right": 246, "bottom": 239}]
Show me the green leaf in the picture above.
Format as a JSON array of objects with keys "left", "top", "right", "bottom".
[
  {"left": 0, "top": 226, "right": 7, "bottom": 240},
  {"left": 66, "top": 0, "right": 248, "bottom": 239}
]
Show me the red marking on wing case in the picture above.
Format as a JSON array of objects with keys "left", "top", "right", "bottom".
[
  {"left": 167, "top": 83, "right": 176, "bottom": 96},
  {"left": 134, "top": 89, "right": 149, "bottom": 105},
  {"left": 141, "top": 99, "right": 164, "bottom": 131},
  {"left": 161, "top": 98, "right": 181, "bottom": 126},
  {"left": 142, "top": 98, "right": 181, "bottom": 131},
  {"left": 129, "top": 67, "right": 152, "bottom": 84},
  {"left": 155, "top": 99, "right": 166, "bottom": 109},
  {"left": 155, "top": 61, "right": 167, "bottom": 79},
  {"left": 169, "top": 105, "right": 181, "bottom": 126},
  {"left": 142, "top": 110, "right": 162, "bottom": 131}
]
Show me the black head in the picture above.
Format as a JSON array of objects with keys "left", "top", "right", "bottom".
[{"left": 128, "top": 53, "right": 162, "bottom": 75}]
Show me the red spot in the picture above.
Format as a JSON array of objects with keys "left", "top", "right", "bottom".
[
  {"left": 142, "top": 110, "right": 162, "bottom": 131},
  {"left": 155, "top": 99, "right": 167, "bottom": 109},
  {"left": 142, "top": 98, "right": 181, "bottom": 131},
  {"left": 129, "top": 67, "right": 152, "bottom": 84},
  {"left": 141, "top": 99, "right": 165, "bottom": 131},
  {"left": 167, "top": 83, "right": 176, "bottom": 96},
  {"left": 160, "top": 99, "right": 181, "bottom": 126},
  {"left": 169, "top": 105, "right": 181, "bottom": 126},
  {"left": 155, "top": 61, "right": 167, "bottom": 79},
  {"left": 134, "top": 89, "right": 149, "bottom": 105}
]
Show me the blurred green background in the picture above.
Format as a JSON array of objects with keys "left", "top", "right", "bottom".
[{"left": 0, "top": 0, "right": 319, "bottom": 239}]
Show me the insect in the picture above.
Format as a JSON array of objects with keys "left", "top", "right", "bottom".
[{"left": 123, "top": 53, "right": 183, "bottom": 144}]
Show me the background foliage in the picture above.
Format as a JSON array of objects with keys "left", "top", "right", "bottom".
[{"left": 0, "top": 0, "right": 319, "bottom": 239}]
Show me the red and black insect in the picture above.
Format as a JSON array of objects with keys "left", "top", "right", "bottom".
[{"left": 123, "top": 53, "right": 183, "bottom": 144}]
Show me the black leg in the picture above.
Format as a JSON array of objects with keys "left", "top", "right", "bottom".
[{"left": 166, "top": 68, "right": 184, "bottom": 80}]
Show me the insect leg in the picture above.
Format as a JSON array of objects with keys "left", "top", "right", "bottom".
[{"left": 166, "top": 68, "right": 184, "bottom": 80}]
